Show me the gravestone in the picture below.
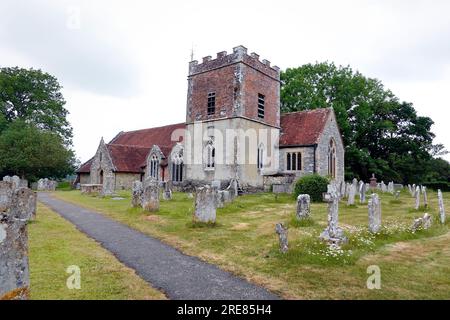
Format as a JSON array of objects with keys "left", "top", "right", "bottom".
[
  {"left": 320, "top": 184, "right": 347, "bottom": 245},
  {"left": 216, "top": 190, "right": 225, "bottom": 208},
  {"left": 193, "top": 185, "right": 216, "bottom": 223},
  {"left": 37, "top": 178, "right": 57, "bottom": 191},
  {"left": 368, "top": 193, "right": 382, "bottom": 233},
  {"left": 339, "top": 181, "right": 345, "bottom": 199},
  {"left": 3, "top": 175, "right": 12, "bottom": 183},
  {"left": 162, "top": 182, "right": 172, "bottom": 200},
  {"left": 408, "top": 184, "right": 413, "bottom": 196},
  {"left": 187, "top": 192, "right": 194, "bottom": 199},
  {"left": 142, "top": 180, "right": 160, "bottom": 212},
  {"left": 388, "top": 182, "right": 394, "bottom": 194},
  {"left": 0, "top": 182, "right": 36, "bottom": 300},
  {"left": 381, "top": 181, "right": 387, "bottom": 193},
  {"left": 131, "top": 181, "right": 143, "bottom": 207},
  {"left": 394, "top": 190, "right": 400, "bottom": 200},
  {"left": 415, "top": 186, "right": 421, "bottom": 210},
  {"left": 296, "top": 194, "right": 310, "bottom": 220},
  {"left": 411, "top": 213, "right": 432, "bottom": 232},
  {"left": 275, "top": 223, "right": 288, "bottom": 253},
  {"left": 345, "top": 182, "right": 350, "bottom": 198},
  {"left": 369, "top": 174, "right": 377, "bottom": 190},
  {"left": 359, "top": 181, "right": 366, "bottom": 204},
  {"left": 422, "top": 186, "right": 428, "bottom": 208},
  {"left": 347, "top": 183, "right": 356, "bottom": 206},
  {"left": 11, "top": 176, "right": 20, "bottom": 190},
  {"left": 437, "top": 190, "right": 445, "bottom": 224}
]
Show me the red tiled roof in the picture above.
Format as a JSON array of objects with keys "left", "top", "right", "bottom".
[
  {"left": 107, "top": 144, "right": 150, "bottom": 173},
  {"left": 76, "top": 158, "right": 93, "bottom": 173},
  {"left": 110, "top": 123, "right": 185, "bottom": 148},
  {"left": 280, "top": 108, "right": 331, "bottom": 146}
]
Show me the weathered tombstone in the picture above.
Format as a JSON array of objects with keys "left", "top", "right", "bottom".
[
  {"left": 438, "top": 190, "right": 446, "bottom": 224},
  {"left": 0, "top": 183, "right": 36, "bottom": 300},
  {"left": 11, "top": 176, "right": 20, "bottom": 190},
  {"left": 411, "top": 213, "right": 432, "bottom": 232},
  {"left": 381, "top": 181, "right": 387, "bottom": 193},
  {"left": 211, "top": 180, "right": 221, "bottom": 190},
  {"left": 193, "top": 185, "right": 216, "bottom": 223},
  {"left": 368, "top": 193, "right": 382, "bottom": 233},
  {"left": 19, "top": 179, "right": 28, "bottom": 188},
  {"left": 320, "top": 184, "right": 347, "bottom": 245},
  {"left": 344, "top": 182, "right": 350, "bottom": 198},
  {"left": 275, "top": 223, "right": 288, "bottom": 253},
  {"left": 162, "top": 182, "right": 172, "bottom": 200},
  {"left": 216, "top": 191, "right": 225, "bottom": 208},
  {"left": 142, "top": 180, "right": 160, "bottom": 212},
  {"left": 187, "top": 192, "right": 194, "bottom": 199},
  {"left": 359, "top": 181, "right": 366, "bottom": 204},
  {"left": 394, "top": 190, "right": 400, "bottom": 200},
  {"left": 131, "top": 181, "right": 143, "bottom": 207},
  {"left": 296, "top": 194, "right": 310, "bottom": 220},
  {"left": 388, "top": 182, "right": 394, "bottom": 194},
  {"left": 347, "top": 183, "right": 356, "bottom": 206},
  {"left": 422, "top": 186, "right": 428, "bottom": 208},
  {"left": 415, "top": 186, "right": 421, "bottom": 210},
  {"left": 222, "top": 190, "right": 231, "bottom": 203}
]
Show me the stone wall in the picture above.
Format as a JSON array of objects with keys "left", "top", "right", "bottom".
[
  {"left": 115, "top": 173, "right": 141, "bottom": 190},
  {"left": 79, "top": 173, "right": 90, "bottom": 184},
  {"left": 315, "top": 112, "right": 345, "bottom": 183}
]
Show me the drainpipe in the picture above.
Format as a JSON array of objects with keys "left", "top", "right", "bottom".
[{"left": 313, "top": 144, "right": 318, "bottom": 174}]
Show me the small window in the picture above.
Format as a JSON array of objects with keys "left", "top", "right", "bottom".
[
  {"left": 207, "top": 92, "right": 216, "bottom": 115},
  {"left": 286, "top": 152, "right": 302, "bottom": 172},
  {"left": 258, "top": 93, "right": 265, "bottom": 119},
  {"left": 205, "top": 144, "right": 215, "bottom": 169}
]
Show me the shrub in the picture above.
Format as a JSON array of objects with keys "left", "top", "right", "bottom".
[{"left": 293, "top": 174, "right": 329, "bottom": 202}]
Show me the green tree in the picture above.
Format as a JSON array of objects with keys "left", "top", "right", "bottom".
[
  {"left": 0, "top": 121, "right": 76, "bottom": 181},
  {"left": 281, "top": 62, "right": 447, "bottom": 183},
  {"left": 0, "top": 67, "right": 72, "bottom": 143}
]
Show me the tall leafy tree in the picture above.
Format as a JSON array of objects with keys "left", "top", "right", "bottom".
[
  {"left": 281, "top": 62, "right": 447, "bottom": 184},
  {"left": 0, "top": 121, "right": 76, "bottom": 180},
  {"left": 0, "top": 67, "right": 72, "bottom": 143}
]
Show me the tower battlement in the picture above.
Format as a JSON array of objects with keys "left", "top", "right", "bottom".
[{"left": 189, "top": 45, "right": 280, "bottom": 80}]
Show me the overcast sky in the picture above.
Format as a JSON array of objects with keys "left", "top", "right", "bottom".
[{"left": 1, "top": 0, "right": 449, "bottom": 162}]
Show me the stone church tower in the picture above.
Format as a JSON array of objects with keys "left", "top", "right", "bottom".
[{"left": 184, "top": 45, "right": 281, "bottom": 188}]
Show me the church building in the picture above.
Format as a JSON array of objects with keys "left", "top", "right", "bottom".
[{"left": 76, "top": 45, "right": 344, "bottom": 193}]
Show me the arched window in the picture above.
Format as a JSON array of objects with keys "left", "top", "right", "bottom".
[
  {"left": 257, "top": 144, "right": 264, "bottom": 170},
  {"left": 150, "top": 154, "right": 159, "bottom": 180},
  {"left": 205, "top": 143, "right": 215, "bottom": 169},
  {"left": 328, "top": 139, "right": 336, "bottom": 179},
  {"left": 172, "top": 153, "right": 184, "bottom": 182}
]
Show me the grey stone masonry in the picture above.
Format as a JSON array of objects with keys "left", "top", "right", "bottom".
[
  {"left": 131, "top": 181, "right": 143, "bottom": 207},
  {"left": 0, "top": 182, "right": 36, "bottom": 300},
  {"left": 162, "top": 182, "right": 173, "bottom": 201},
  {"left": 438, "top": 190, "right": 446, "bottom": 224},
  {"left": 275, "top": 223, "right": 288, "bottom": 253},
  {"left": 194, "top": 185, "right": 217, "bottom": 223},
  {"left": 320, "top": 184, "right": 347, "bottom": 245},
  {"left": 142, "top": 180, "right": 160, "bottom": 212},
  {"left": 411, "top": 213, "right": 432, "bottom": 232},
  {"left": 368, "top": 193, "right": 382, "bottom": 233},
  {"left": 296, "top": 194, "right": 310, "bottom": 220},
  {"left": 37, "top": 178, "right": 57, "bottom": 191}
]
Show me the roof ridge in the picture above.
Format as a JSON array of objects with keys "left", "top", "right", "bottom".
[
  {"left": 107, "top": 143, "right": 151, "bottom": 149},
  {"left": 121, "top": 122, "right": 185, "bottom": 134},
  {"left": 281, "top": 108, "right": 332, "bottom": 116}
]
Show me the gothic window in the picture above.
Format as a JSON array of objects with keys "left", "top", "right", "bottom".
[
  {"left": 328, "top": 139, "right": 336, "bottom": 179},
  {"left": 286, "top": 152, "right": 302, "bottom": 171},
  {"left": 172, "top": 153, "right": 184, "bottom": 182},
  {"left": 207, "top": 92, "right": 216, "bottom": 115},
  {"left": 258, "top": 93, "right": 265, "bottom": 119},
  {"left": 205, "top": 143, "right": 215, "bottom": 169},
  {"left": 150, "top": 154, "right": 159, "bottom": 180},
  {"left": 257, "top": 144, "right": 264, "bottom": 170}
]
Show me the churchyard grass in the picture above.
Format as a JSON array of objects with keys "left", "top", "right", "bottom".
[
  {"left": 28, "top": 203, "right": 166, "bottom": 300},
  {"left": 52, "top": 189, "right": 450, "bottom": 299}
]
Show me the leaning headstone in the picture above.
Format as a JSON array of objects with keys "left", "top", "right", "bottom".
[
  {"left": 275, "top": 223, "right": 288, "bottom": 254},
  {"left": 368, "top": 193, "right": 382, "bottom": 233},
  {"left": 0, "top": 182, "right": 36, "bottom": 300},
  {"left": 359, "top": 181, "right": 366, "bottom": 204},
  {"left": 296, "top": 194, "right": 310, "bottom": 220},
  {"left": 411, "top": 213, "right": 432, "bottom": 232},
  {"left": 347, "top": 183, "right": 356, "bottom": 206},
  {"left": 437, "top": 190, "right": 445, "bottom": 224},
  {"left": 131, "top": 181, "right": 143, "bottom": 207},
  {"left": 422, "top": 186, "right": 428, "bottom": 208},
  {"left": 142, "top": 180, "right": 159, "bottom": 212},
  {"left": 320, "top": 184, "right": 347, "bottom": 245},
  {"left": 193, "top": 185, "right": 216, "bottom": 223},
  {"left": 415, "top": 186, "right": 420, "bottom": 210}
]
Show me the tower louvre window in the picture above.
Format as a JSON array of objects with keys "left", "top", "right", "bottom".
[
  {"left": 258, "top": 93, "right": 265, "bottom": 118},
  {"left": 207, "top": 92, "right": 216, "bottom": 115}
]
